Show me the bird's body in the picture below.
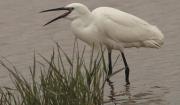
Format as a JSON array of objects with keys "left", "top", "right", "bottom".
[
  {"left": 41, "top": 3, "right": 164, "bottom": 85},
  {"left": 70, "top": 6, "right": 164, "bottom": 51}
]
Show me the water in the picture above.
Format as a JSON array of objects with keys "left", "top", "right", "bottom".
[{"left": 0, "top": 0, "right": 180, "bottom": 104}]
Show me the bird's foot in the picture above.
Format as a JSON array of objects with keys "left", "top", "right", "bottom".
[{"left": 125, "top": 81, "right": 130, "bottom": 86}]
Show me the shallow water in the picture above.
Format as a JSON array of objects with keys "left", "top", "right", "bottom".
[{"left": 0, "top": 0, "right": 180, "bottom": 104}]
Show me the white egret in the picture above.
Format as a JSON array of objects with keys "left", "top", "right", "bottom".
[{"left": 41, "top": 3, "right": 164, "bottom": 85}]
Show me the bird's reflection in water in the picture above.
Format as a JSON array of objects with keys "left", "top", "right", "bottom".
[
  {"left": 107, "top": 79, "right": 118, "bottom": 105},
  {"left": 119, "top": 84, "right": 136, "bottom": 105},
  {"left": 106, "top": 79, "right": 135, "bottom": 105},
  {"left": 105, "top": 79, "right": 168, "bottom": 105}
]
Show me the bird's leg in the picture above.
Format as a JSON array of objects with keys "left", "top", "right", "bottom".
[
  {"left": 108, "top": 50, "right": 112, "bottom": 75},
  {"left": 121, "top": 52, "right": 130, "bottom": 85}
]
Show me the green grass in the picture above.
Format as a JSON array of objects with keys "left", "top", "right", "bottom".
[{"left": 0, "top": 42, "right": 113, "bottom": 105}]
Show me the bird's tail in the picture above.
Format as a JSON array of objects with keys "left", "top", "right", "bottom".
[
  {"left": 151, "top": 25, "right": 164, "bottom": 44},
  {"left": 143, "top": 40, "right": 162, "bottom": 48},
  {"left": 143, "top": 26, "right": 164, "bottom": 48}
]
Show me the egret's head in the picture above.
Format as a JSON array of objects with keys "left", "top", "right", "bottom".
[
  {"left": 40, "top": 3, "right": 90, "bottom": 26},
  {"left": 65, "top": 3, "right": 90, "bottom": 20}
]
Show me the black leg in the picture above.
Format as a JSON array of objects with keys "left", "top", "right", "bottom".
[
  {"left": 121, "top": 52, "right": 130, "bottom": 85},
  {"left": 108, "top": 50, "right": 112, "bottom": 75}
]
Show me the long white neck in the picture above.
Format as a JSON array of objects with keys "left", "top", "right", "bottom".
[{"left": 71, "top": 13, "right": 93, "bottom": 28}]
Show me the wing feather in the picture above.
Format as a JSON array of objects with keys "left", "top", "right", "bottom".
[{"left": 92, "top": 7, "right": 163, "bottom": 43}]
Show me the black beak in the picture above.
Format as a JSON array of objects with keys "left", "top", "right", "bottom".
[{"left": 40, "top": 7, "right": 74, "bottom": 26}]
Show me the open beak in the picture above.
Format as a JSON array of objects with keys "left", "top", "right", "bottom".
[{"left": 40, "top": 7, "right": 74, "bottom": 26}]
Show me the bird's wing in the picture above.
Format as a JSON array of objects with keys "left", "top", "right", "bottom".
[{"left": 92, "top": 7, "right": 162, "bottom": 43}]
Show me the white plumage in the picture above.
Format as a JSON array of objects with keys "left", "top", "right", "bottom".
[
  {"left": 92, "top": 7, "right": 164, "bottom": 49},
  {"left": 41, "top": 3, "right": 164, "bottom": 85}
]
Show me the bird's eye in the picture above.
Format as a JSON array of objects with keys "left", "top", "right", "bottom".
[
  {"left": 69, "top": 7, "right": 74, "bottom": 11},
  {"left": 72, "top": 7, "right": 74, "bottom": 10}
]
